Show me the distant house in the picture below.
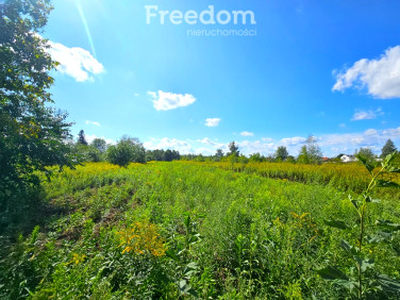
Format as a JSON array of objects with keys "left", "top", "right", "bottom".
[{"left": 340, "top": 154, "right": 357, "bottom": 163}]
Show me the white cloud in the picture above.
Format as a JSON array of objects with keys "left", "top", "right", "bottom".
[
  {"left": 238, "top": 140, "right": 276, "bottom": 155},
  {"left": 261, "top": 137, "right": 273, "bottom": 142},
  {"left": 240, "top": 131, "right": 254, "bottom": 137},
  {"left": 148, "top": 90, "right": 196, "bottom": 111},
  {"left": 279, "top": 136, "right": 307, "bottom": 146},
  {"left": 333, "top": 46, "right": 400, "bottom": 99},
  {"left": 143, "top": 137, "right": 194, "bottom": 154},
  {"left": 85, "top": 120, "right": 101, "bottom": 127},
  {"left": 318, "top": 127, "right": 400, "bottom": 150},
  {"left": 351, "top": 108, "right": 383, "bottom": 121},
  {"left": 205, "top": 118, "right": 221, "bottom": 127},
  {"left": 364, "top": 129, "right": 377, "bottom": 136},
  {"left": 46, "top": 40, "right": 104, "bottom": 82},
  {"left": 197, "top": 137, "right": 224, "bottom": 148}
]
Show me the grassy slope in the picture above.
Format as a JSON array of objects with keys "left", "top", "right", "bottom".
[{"left": 1, "top": 162, "right": 399, "bottom": 299}]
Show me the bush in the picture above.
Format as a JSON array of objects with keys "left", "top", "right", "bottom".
[{"left": 107, "top": 137, "right": 145, "bottom": 166}]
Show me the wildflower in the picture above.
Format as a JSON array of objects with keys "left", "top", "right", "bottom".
[
  {"left": 68, "top": 253, "right": 87, "bottom": 265},
  {"left": 117, "top": 220, "right": 166, "bottom": 257}
]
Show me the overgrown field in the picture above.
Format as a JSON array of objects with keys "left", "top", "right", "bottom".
[{"left": 1, "top": 162, "right": 400, "bottom": 299}]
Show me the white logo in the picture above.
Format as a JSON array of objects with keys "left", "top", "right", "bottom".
[{"left": 145, "top": 5, "right": 256, "bottom": 26}]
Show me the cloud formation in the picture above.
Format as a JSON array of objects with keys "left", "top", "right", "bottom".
[
  {"left": 85, "top": 120, "right": 101, "bottom": 127},
  {"left": 47, "top": 40, "right": 104, "bottom": 82},
  {"left": 240, "top": 131, "right": 254, "bottom": 137},
  {"left": 333, "top": 46, "right": 400, "bottom": 99},
  {"left": 148, "top": 91, "right": 196, "bottom": 111},
  {"left": 351, "top": 108, "right": 383, "bottom": 121},
  {"left": 205, "top": 118, "right": 221, "bottom": 127},
  {"left": 280, "top": 136, "right": 307, "bottom": 146},
  {"left": 143, "top": 137, "right": 194, "bottom": 153}
]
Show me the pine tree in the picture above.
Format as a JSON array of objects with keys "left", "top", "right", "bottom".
[
  {"left": 381, "top": 139, "right": 397, "bottom": 158},
  {"left": 78, "top": 130, "right": 88, "bottom": 145}
]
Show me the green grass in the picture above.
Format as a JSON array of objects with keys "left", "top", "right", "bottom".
[{"left": 1, "top": 161, "right": 399, "bottom": 299}]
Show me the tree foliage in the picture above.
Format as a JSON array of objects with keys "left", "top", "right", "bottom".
[
  {"left": 355, "top": 147, "right": 376, "bottom": 164},
  {"left": 77, "top": 129, "right": 88, "bottom": 145},
  {"left": 107, "top": 137, "right": 145, "bottom": 166},
  {"left": 214, "top": 149, "right": 224, "bottom": 161},
  {"left": 146, "top": 149, "right": 180, "bottom": 162},
  {"left": 275, "top": 146, "right": 289, "bottom": 162},
  {"left": 91, "top": 138, "right": 107, "bottom": 153},
  {"left": 227, "top": 141, "right": 239, "bottom": 157},
  {"left": 305, "top": 135, "right": 323, "bottom": 164},
  {"left": 0, "top": 0, "right": 74, "bottom": 205},
  {"left": 297, "top": 145, "right": 310, "bottom": 164},
  {"left": 381, "top": 139, "right": 397, "bottom": 158}
]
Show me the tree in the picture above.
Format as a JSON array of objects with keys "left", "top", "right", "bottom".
[
  {"left": 286, "top": 155, "right": 296, "bottom": 163},
  {"left": 249, "top": 153, "right": 266, "bottom": 163},
  {"left": 305, "top": 135, "right": 323, "bottom": 164},
  {"left": 91, "top": 138, "right": 107, "bottom": 153},
  {"left": 227, "top": 141, "right": 240, "bottom": 157},
  {"left": 107, "top": 136, "right": 145, "bottom": 166},
  {"left": 381, "top": 139, "right": 397, "bottom": 158},
  {"left": 215, "top": 149, "right": 224, "bottom": 161},
  {"left": 1, "top": 0, "right": 74, "bottom": 205},
  {"left": 355, "top": 147, "right": 376, "bottom": 164},
  {"left": 275, "top": 146, "right": 289, "bottom": 162},
  {"left": 297, "top": 145, "right": 310, "bottom": 164},
  {"left": 77, "top": 129, "right": 88, "bottom": 145},
  {"left": 164, "top": 149, "right": 174, "bottom": 162}
]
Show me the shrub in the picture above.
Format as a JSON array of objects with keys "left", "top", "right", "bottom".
[{"left": 107, "top": 137, "right": 145, "bottom": 166}]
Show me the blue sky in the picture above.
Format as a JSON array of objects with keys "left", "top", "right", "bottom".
[{"left": 43, "top": 0, "right": 400, "bottom": 156}]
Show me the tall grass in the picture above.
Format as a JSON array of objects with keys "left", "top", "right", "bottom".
[{"left": 0, "top": 162, "right": 399, "bottom": 299}]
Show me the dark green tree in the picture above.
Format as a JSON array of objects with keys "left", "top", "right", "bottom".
[
  {"left": 77, "top": 130, "right": 88, "bottom": 145},
  {"left": 227, "top": 141, "right": 239, "bottom": 157},
  {"left": 215, "top": 149, "right": 224, "bottom": 161},
  {"left": 275, "top": 146, "right": 289, "bottom": 162},
  {"left": 0, "top": 0, "right": 74, "bottom": 206},
  {"left": 381, "top": 139, "right": 397, "bottom": 158}
]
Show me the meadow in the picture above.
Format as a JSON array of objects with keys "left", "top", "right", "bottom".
[{"left": 1, "top": 161, "right": 400, "bottom": 299}]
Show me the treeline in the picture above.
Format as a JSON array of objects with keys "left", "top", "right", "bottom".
[{"left": 75, "top": 131, "right": 399, "bottom": 167}]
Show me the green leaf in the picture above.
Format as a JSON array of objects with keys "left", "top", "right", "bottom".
[
  {"left": 179, "top": 279, "right": 188, "bottom": 291},
  {"left": 165, "top": 250, "right": 180, "bottom": 262},
  {"left": 340, "top": 240, "right": 358, "bottom": 256},
  {"left": 368, "top": 232, "right": 393, "bottom": 244},
  {"left": 324, "top": 220, "right": 349, "bottom": 230},
  {"left": 186, "top": 262, "right": 199, "bottom": 270},
  {"left": 376, "top": 220, "right": 400, "bottom": 231},
  {"left": 384, "top": 152, "right": 398, "bottom": 166},
  {"left": 356, "top": 154, "right": 375, "bottom": 174},
  {"left": 184, "top": 213, "right": 191, "bottom": 229},
  {"left": 317, "top": 266, "right": 348, "bottom": 280},
  {"left": 375, "top": 180, "right": 400, "bottom": 188},
  {"left": 348, "top": 195, "right": 359, "bottom": 209},
  {"left": 388, "top": 166, "right": 400, "bottom": 173},
  {"left": 357, "top": 257, "right": 374, "bottom": 272},
  {"left": 334, "top": 279, "right": 358, "bottom": 291},
  {"left": 377, "top": 275, "right": 400, "bottom": 293}
]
